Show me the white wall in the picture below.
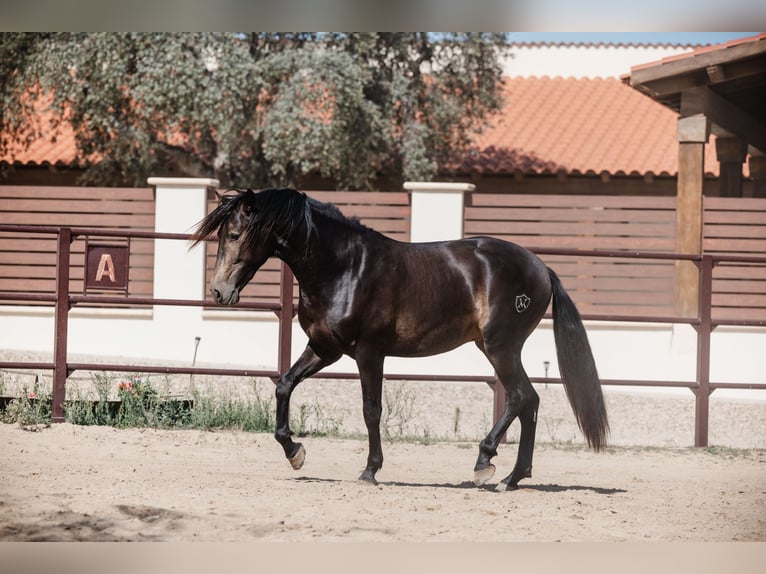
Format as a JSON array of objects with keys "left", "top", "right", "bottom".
[
  {"left": 0, "top": 178, "right": 762, "bottom": 400},
  {"left": 501, "top": 43, "right": 695, "bottom": 79}
]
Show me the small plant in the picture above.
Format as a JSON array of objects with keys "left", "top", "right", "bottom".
[
  {"left": 187, "top": 382, "right": 274, "bottom": 432},
  {"left": 292, "top": 400, "right": 344, "bottom": 437},
  {"left": 92, "top": 372, "right": 114, "bottom": 425},
  {"left": 64, "top": 383, "right": 100, "bottom": 425},
  {"left": 382, "top": 382, "right": 417, "bottom": 441},
  {"left": 2, "top": 376, "right": 52, "bottom": 429},
  {"left": 115, "top": 375, "right": 158, "bottom": 427}
]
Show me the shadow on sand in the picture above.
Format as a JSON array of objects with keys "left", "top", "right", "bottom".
[{"left": 295, "top": 476, "right": 626, "bottom": 495}]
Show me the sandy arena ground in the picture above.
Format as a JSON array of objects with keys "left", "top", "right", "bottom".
[
  {"left": 1, "top": 419, "right": 764, "bottom": 542},
  {"left": 1, "top": 347, "right": 765, "bottom": 543}
]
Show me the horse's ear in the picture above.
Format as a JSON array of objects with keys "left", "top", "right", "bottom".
[
  {"left": 217, "top": 190, "right": 240, "bottom": 206},
  {"left": 242, "top": 188, "right": 257, "bottom": 215}
]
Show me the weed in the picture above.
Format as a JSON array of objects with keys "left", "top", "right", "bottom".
[
  {"left": 292, "top": 400, "right": 345, "bottom": 437},
  {"left": 382, "top": 381, "right": 417, "bottom": 441},
  {"left": 187, "top": 383, "right": 274, "bottom": 432},
  {"left": 2, "top": 376, "right": 52, "bottom": 429}
]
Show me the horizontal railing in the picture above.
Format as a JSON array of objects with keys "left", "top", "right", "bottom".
[{"left": 1, "top": 224, "right": 765, "bottom": 446}]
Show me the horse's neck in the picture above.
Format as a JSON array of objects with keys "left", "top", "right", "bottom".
[{"left": 276, "top": 211, "right": 365, "bottom": 287}]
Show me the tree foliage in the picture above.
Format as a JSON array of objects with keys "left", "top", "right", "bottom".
[{"left": 1, "top": 32, "right": 509, "bottom": 189}]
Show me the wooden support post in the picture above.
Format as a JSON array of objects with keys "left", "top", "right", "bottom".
[
  {"left": 715, "top": 137, "right": 747, "bottom": 198},
  {"left": 675, "top": 115, "right": 708, "bottom": 318},
  {"left": 749, "top": 153, "right": 766, "bottom": 198}
]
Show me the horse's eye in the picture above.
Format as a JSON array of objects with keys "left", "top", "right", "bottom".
[{"left": 228, "top": 233, "right": 241, "bottom": 242}]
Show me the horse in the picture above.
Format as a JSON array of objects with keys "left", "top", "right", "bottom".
[{"left": 192, "top": 187, "right": 608, "bottom": 490}]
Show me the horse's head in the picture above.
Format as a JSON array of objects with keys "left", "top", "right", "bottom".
[
  {"left": 192, "top": 189, "right": 275, "bottom": 305},
  {"left": 192, "top": 188, "right": 310, "bottom": 305}
]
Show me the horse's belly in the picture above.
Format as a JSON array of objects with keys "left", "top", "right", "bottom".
[{"left": 388, "top": 313, "right": 478, "bottom": 357}]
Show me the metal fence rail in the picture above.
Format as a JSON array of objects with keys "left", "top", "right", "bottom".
[{"left": 1, "top": 224, "right": 765, "bottom": 446}]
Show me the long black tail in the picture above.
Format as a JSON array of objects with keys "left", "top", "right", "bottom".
[{"left": 548, "top": 268, "right": 609, "bottom": 450}]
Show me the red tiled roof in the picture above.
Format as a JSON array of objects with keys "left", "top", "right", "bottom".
[
  {"left": 630, "top": 32, "right": 766, "bottom": 73},
  {"left": 2, "top": 93, "right": 85, "bottom": 167},
  {"left": 8, "top": 130, "right": 82, "bottom": 167},
  {"left": 4, "top": 76, "right": 726, "bottom": 178},
  {"left": 464, "top": 76, "right": 722, "bottom": 177}
]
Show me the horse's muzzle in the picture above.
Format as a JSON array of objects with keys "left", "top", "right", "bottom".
[{"left": 212, "top": 286, "right": 240, "bottom": 305}]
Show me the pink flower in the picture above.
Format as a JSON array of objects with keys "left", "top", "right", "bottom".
[{"left": 28, "top": 391, "right": 36, "bottom": 399}]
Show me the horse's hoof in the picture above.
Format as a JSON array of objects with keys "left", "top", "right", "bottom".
[
  {"left": 358, "top": 470, "right": 379, "bottom": 485},
  {"left": 495, "top": 481, "right": 520, "bottom": 492},
  {"left": 473, "top": 464, "right": 496, "bottom": 486},
  {"left": 288, "top": 443, "right": 306, "bottom": 470}
]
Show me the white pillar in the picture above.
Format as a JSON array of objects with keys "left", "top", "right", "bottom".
[
  {"left": 404, "top": 181, "right": 474, "bottom": 242},
  {"left": 147, "top": 177, "right": 218, "bottom": 304}
]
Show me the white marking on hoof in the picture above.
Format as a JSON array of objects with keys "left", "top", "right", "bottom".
[
  {"left": 288, "top": 444, "right": 306, "bottom": 470},
  {"left": 473, "top": 464, "right": 496, "bottom": 486}
]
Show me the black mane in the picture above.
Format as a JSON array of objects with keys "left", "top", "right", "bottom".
[{"left": 192, "top": 188, "right": 367, "bottom": 248}]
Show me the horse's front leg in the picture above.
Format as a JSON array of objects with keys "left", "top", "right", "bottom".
[
  {"left": 275, "top": 344, "right": 340, "bottom": 469},
  {"left": 356, "top": 351, "right": 385, "bottom": 484}
]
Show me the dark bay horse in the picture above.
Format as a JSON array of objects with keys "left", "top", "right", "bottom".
[{"left": 192, "top": 188, "right": 608, "bottom": 490}]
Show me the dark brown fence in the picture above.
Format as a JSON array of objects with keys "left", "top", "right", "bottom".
[
  {"left": 2, "top": 187, "right": 766, "bottom": 447},
  {"left": 464, "top": 193, "right": 678, "bottom": 317},
  {"left": 3, "top": 222, "right": 764, "bottom": 448},
  {"left": 704, "top": 196, "right": 766, "bottom": 322},
  {"left": 0, "top": 186, "right": 155, "bottom": 305},
  {"left": 465, "top": 192, "right": 766, "bottom": 323},
  {"left": 5, "top": 187, "right": 764, "bottom": 321}
]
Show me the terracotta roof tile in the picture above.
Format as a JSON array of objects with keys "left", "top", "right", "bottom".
[
  {"left": 2, "top": 98, "right": 83, "bottom": 167},
  {"left": 4, "top": 76, "right": 730, "bottom": 178},
  {"left": 630, "top": 32, "right": 766, "bottom": 72},
  {"left": 464, "top": 76, "right": 723, "bottom": 177}
]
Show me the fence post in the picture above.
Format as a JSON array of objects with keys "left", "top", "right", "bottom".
[
  {"left": 277, "top": 265, "right": 294, "bottom": 376},
  {"left": 148, "top": 177, "right": 219, "bottom": 304},
  {"left": 404, "top": 181, "right": 474, "bottom": 242},
  {"left": 52, "top": 227, "right": 72, "bottom": 422},
  {"left": 694, "top": 254, "right": 714, "bottom": 447},
  {"left": 675, "top": 115, "right": 708, "bottom": 319}
]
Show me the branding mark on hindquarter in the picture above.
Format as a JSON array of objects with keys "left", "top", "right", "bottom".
[{"left": 515, "top": 294, "right": 531, "bottom": 313}]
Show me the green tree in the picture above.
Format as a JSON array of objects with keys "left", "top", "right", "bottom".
[{"left": 1, "top": 32, "right": 508, "bottom": 189}]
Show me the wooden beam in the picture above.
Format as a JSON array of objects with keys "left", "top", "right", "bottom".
[
  {"left": 675, "top": 121, "right": 706, "bottom": 318},
  {"left": 680, "top": 86, "right": 766, "bottom": 153},
  {"left": 630, "top": 38, "right": 766, "bottom": 86}
]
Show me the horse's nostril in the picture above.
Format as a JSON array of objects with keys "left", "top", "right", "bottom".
[{"left": 212, "top": 288, "right": 222, "bottom": 302}]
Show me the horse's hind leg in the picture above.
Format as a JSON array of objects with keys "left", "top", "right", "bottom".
[
  {"left": 497, "top": 372, "right": 539, "bottom": 491},
  {"left": 473, "top": 349, "right": 539, "bottom": 490}
]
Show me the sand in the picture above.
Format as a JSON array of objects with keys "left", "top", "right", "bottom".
[{"left": 1, "top": 419, "right": 764, "bottom": 542}]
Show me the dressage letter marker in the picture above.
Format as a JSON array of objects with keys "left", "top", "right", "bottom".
[
  {"left": 95, "top": 253, "right": 117, "bottom": 283},
  {"left": 85, "top": 243, "right": 129, "bottom": 293}
]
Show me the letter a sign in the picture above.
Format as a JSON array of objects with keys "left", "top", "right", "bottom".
[{"left": 85, "top": 244, "right": 129, "bottom": 293}]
